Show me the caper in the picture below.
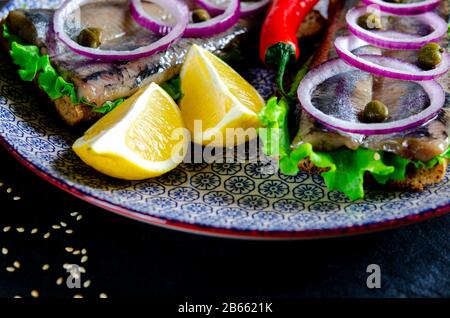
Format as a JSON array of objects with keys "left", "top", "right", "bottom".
[
  {"left": 357, "top": 13, "right": 383, "bottom": 30},
  {"left": 418, "top": 42, "right": 444, "bottom": 70},
  {"left": 362, "top": 100, "right": 389, "bottom": 123},
  {"left": 192, "top": 9, "right": 211, "bottom": 23},
  {"left": 77, "top": 27, "right": 102, "bottom": 48}
]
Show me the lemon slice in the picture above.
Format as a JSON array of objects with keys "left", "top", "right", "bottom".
[
  {"left": 73, "top": 83, "right": 189, "bottom": 180},
  {"left": 180, "top": 44, "right": 265, "bottom": 147}
]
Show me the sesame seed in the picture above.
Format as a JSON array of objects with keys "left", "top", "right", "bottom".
[
  {"left": 6, "top": 187, "right": 12, "bottom": 193},
  {"left": 13, "top": 196, "right": 21, "bottom": 201},
  {"left": 13, "top": 261, "right": 20, "bottom": 269},
  {"left": 374, "top": 153, "right": 381, "bottom": 161},
  {"left": 52, "top": 225, "right": 61, "bottom": 230},
  {"left": 73, "top": 294, "right": 83, "bottom": 298},
  {"left": 81, "top": 256, "right": 88, "bottom": 263},
  {"left": 83, "top": 280, "right": 91, "bottom": 288},
  {"left": 6, "top": 267, "right": 15, "bottom": 272},
  {"left": 65, "top": 247, "right": 74, "bottom": 253},
  {"left": 70, "top": 212, "right": 79, "bottom": 217},
  {"left": 73, "top": 250, "right": 80, "bottom": 255},
  {"left": 16, "top": 227, "right": 24, "bottom": 233},
  {"left": 43, "top": 232, "right": 50, "bottom": 239},
  {"left": 42, "top": 264, "right": 50, "bottom": 271},
  {"left": 56, "top": 277, "right": 63, "bottom": 285},
  {"left": 31, "top": 228, "right": 38, "bottom": 234},
  {"left": 13, "top": 295, "right": 21, "bottom": 298},
  {"left": 76, "top": 215, "right": 83, "bottom": 221},
  {"left": 31, "top": 290, "right": 39, "bottom": 298},
  {"left": 2, "top": 247, "right": 8, "bottom": 255},
  {"left": 65, "top": 229, "right": 73, "bottom": 234},
  {"left": 60, "top": 222, "right": 67, "bottom": 227},
  {"left": 0, "top": 182, "right": 3, "bottom": 187},
  {"left": 79, "top": 267, "right": 86, "bottom": 274},
  {"left": 99, "top": 293, "right": 108, "bottom": 298},
  {"left": 81, "top": 249, "right": 87, "bottom": 255},
  {"left": 3, "top": 226, "right": 11, "bottom": 232},
  {"left": 63, "top": 264, "right": 70, "bottom": 269}
]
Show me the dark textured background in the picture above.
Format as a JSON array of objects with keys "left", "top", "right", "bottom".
[{"left": 1, "top": 146, "right": 450, "bottom": 299}]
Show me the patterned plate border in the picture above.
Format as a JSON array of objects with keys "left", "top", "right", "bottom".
[{"left": 2, "top": 139, "right": 450, "bottom": 240}]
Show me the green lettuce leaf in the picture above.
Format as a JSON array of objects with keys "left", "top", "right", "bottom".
[
  {"left": 161, "top": 76, "right": 183, "bottom": 102},
  {"left": 3, "top": 24, "right": 122, "bottom": 113},
  {"left": 258, "top": 96, "right": 449, "bottom": 201}
]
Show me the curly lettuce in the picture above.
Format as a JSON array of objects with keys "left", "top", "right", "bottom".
[
  {"left": 3, "top": 24, "right": 122, "bottom": 112},
  {"left": 258, "top": 96, "right": 450, "bottom": 201}
]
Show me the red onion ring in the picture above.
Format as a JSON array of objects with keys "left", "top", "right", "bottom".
[
  {"left": 361, "top": 0, "right": 440, "bottom": 16},
  {"left": 297, "top": 55, "right": 445, "bottom": 135},
  {"left": 130, "top": 0, "right": 241, "bottom": 38},
  {"left": 334, "top": 35, "right": 450, "bottom": 81},
  {"left": 54, "top": 0, "right": 189, "bottom": 60},
  {"left": 346, "top": 6, "right": 448, "bottom": 50},
  {"left": 195, "top": 0, "right": 270, "bottom": 17}
]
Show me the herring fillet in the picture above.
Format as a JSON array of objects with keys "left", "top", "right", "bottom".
[
  {"left": 3, "top": 1, "right": 247, "bottom": 124},
  {"left": 293, "top": 0, "right": 450, "bottom": 162}
]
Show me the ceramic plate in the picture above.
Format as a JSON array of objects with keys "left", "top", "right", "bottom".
[{"left": 1, "top": 0, "right": 450, "bottom": 239}]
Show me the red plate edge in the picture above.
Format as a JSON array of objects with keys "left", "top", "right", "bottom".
[{"left": 2, "top": 137, "right": 450, "bottom": 240}]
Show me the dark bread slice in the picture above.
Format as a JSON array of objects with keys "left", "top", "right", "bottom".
[{"left": 298, "top": 157, "right": 449, "bottom": 192}]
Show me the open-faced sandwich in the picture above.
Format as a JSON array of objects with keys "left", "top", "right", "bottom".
[{"left": 259, "top": 0, "right": 450, "bottom": 200}]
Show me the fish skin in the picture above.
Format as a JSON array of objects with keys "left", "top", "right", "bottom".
[
  {"left": 294, "top": 0, "right": 450, "bottom": 161},
  {"left": 4, "top": 1, "right": 247, "bottom": 123}
]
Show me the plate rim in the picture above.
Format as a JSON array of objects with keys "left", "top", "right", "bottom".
[{"left": 2, "top": 137, "right": 450, "bottom": 240}]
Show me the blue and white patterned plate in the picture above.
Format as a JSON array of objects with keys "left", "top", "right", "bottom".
[{"left": 1, "top": 0, "right": 450, "bottom": 239}]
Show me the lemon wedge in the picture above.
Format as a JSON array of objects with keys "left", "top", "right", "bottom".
[
  {"left": 180, "top": 44, "right": 265, "bottom": 147},
  {"left": 73, "top": 83, "right": 189, "bottom": 180}
]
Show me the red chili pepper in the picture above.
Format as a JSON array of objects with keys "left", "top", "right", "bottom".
[{"left": 260, "top": 0, "right": 320, "bottom": 94}]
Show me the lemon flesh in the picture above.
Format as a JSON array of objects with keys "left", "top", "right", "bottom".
[
  {"left": 73, "top": 83, "right": 189, "bottom": 180},
  {"left": 180, "top": 44, "right": 265, "bottom": 147}
]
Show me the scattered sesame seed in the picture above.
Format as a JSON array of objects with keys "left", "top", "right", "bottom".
[
  {"left": 63, "top": 264, "right": 70, "bottom": 269},
  {"left": 43, "top": 232, "right": 50, "bottom": 239},
  {"left": 13, "top": 261, "right": 20, "bottom": 269},
  {"left": 3, "top": 226, "right": 11, "bottom": 233},
  {"left": 374, "top": 153, "right": 381, "bottom": 161},
  {"left": 81, "top": 256, "right": 88, "bottom": 263},
  {"left": 81, "top": 249, "right": 87, "bottom": 255},
  {"left": 99, "top": 293, "right": 108, "bottom": 298},
  {"left": 79, "top": 267, "right": 86, "bottom": 274},
  {"left": 52, "top": 225, "right": 61, "bottom": 230},
  {"left": 42, "top": 264, "right": 50, "bottom": 271},
  {"left": 73, "top": 294, "right": 83, "bottom": 298},
  {"left": 0, "top": 182, "right": 3, "bottom": 187},
  {"left": 31, "top": 228, "right": 38, "bottom": 234},
  {"left": 83, "top": 280, "right": 91, "bottom": 288},
  {"left": 70, "top": 212, "right": 79, "bottom": 217},
  {"left": 73, "top": 250, "right": 80, "bottom": 255},
  {"left": 16, "top": 227, "right": 24, "bottom": 233},
  {"left": 2, "top": 247, "right": 8, "bottom": 255},
  {"left": 13, "top": 196, "right": 21, "bottom": 201},
  {"left": 13, "top": 295, "right": 21, "bottom": 298},
  {"left": 76, "top": 215, "right": 83, "bottom": 221},
  {"left": 65, "top": 229, "right": 74, "bottom": 234},
  {"left": 65, "top": 247, "right": 74, "bottom": 253},
  {"left": 56, "top": 277, "right": 64, "bottom": 285},
  {"left": 31, "top": 290, "right": 39, "bottom": 298},
  {"left": 6, "top": 267, "right": 15, "bottom": 272},
  {"left": 60, "top": 222, "right": 67, "bottom": 227},
  {"left": 6, "top": 187, "right": 12, "bottom": 193}
]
